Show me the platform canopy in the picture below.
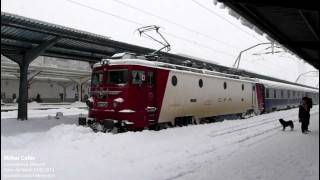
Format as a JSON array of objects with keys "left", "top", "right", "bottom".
[
  {"left": 218, "top": 0, "right": 319, "bottom": 69},
  {"left": 1, "top": 12, "right": 157, "bottom": 63}
]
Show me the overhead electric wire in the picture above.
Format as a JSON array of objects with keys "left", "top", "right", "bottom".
[
  {"left": 191, "top": 0, "right": 265, "bottom": 43},
  {"left": 110, "top": 0, "right": 241, "bottom": 50},
  {"left": 65, "top": 0, "right": 236, "bottom": 58},
  {"left": 163, "top": 31, "right": 235, "bottom": 57},
  {"left": 65, "top": 0, "right": 144, "bottom": 26}
]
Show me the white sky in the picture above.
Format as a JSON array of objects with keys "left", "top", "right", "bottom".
[{"left": 1, "top": 0, "right": 318, "bottom": 87}]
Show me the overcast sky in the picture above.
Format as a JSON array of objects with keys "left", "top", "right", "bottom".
[{"left": 1, "top": 0, "right": 318, "bottom": 87}]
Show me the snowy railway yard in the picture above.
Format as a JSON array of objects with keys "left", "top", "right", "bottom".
[{"left": 1, "top": 104, "right": 319, "bottom": 180}]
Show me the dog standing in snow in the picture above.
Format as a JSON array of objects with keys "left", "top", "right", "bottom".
[{"left": 279, "top": 119, "right": 294, "bottom": 131}]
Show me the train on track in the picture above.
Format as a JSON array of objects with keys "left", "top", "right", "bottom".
[{"left": 79, "top": 53, "right": 319, "bottom": 132}]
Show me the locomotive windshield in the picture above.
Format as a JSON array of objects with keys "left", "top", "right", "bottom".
[{"left": 107, "top": 69, "right": 128, "bottom": 84}]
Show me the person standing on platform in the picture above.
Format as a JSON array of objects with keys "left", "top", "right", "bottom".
[{"left": 298, "top": 97, "right": 311, "bottom": 134}]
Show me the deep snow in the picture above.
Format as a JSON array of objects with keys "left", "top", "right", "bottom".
[{"left": 1, "top": 105, "right": 319, "bottom": 180}]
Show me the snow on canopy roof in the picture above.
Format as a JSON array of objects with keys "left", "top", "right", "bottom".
[{"left": 258, "top": 78, "right": 318, "bottom": 93}]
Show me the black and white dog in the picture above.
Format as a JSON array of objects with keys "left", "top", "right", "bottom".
[{"left": 279, "top": 118, "right": 294, "bottom": 131}]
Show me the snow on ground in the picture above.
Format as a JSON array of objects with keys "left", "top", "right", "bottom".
[
  {"left": 1, "top": 102, "right": 87, "bottom": 120},
  {"left": 1, "top": 101, "right": 87, "bottom": 113},
  {"left": 1, "top": 105, "right": 319, "bottom": 180}
]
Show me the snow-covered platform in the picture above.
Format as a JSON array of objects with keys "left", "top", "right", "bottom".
[
  {"left": 1, "top": 105, "right": 319, "bottom": 180},
  {"left": 1, "top": 101, "right": 87, "bottom": 112}
]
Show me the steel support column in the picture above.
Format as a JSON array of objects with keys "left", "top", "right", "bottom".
[
  {"left": 14, "top": 37, "right": 61, "bottom": 120},
  {"left": 17, "top": 62, "right": 29, "bottom": 120}
]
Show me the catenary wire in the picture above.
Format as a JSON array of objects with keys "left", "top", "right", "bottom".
[
  {"left": 191, "top": 0, "right": 265, "bottom": 43},
  {"left": 65, "top": 0, "right": 237, "bottom": 58},
  {"left": 110, "top": 0, "right": 242, "bottom": 50}
]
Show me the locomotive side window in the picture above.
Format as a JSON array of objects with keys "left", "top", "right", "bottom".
[
  {"left": 147, "top": 72, "right": 154, "bottom": 86},
  {"left": 132, "top": 70, "right": 145, "bottom": 85},
  {"left": 171, "top": 75, "right": 178, "bottom": 86},
  {"left": 107, "top": 69, "right": 128, "bottom": 84},
  {"left": 223, "top": 82, "right": 227, "bottom": 89},
  {"left": 199, "top": 79, "right": 203, "bottom": 88},
  {"left": 91, "top": 72, "right": 103, "bottom": 85}
]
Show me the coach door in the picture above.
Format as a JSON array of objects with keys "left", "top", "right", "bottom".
[
  {"left": 252, "top": 84, "right": 257, "bottom": 109},
  {"left": 145, "top": 70, "right": 157, "bottom": 124},
  {"left": 255, "top": 84, "right": 265, "bottom": 113}
]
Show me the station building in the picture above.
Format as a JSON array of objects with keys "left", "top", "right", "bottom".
[{"left": 1, "top": 55, "right": 91, "bottom": 103}]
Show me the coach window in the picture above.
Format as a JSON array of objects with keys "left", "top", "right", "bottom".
[
  {"left": 171, "top": 75, "right": 178, "bottom": 86},
  {"left": 266, "top": 89, "right": 269, "bottom": 98},
  {"left": 199, "top": 79, "right": 203, "bottom": 88},
  {"left": 223, "top": 82, "right": 227, "bottom": 89},
  {"left": 274, "top": 89, "right": 276, "bottom": 98},
  {"left": 131, "top": 70, "right": 145, "bottom": 85},
  {"left": 242, "top": 84, "right": 244, "bottom": 91},
  {"left": 288, "top": 90, "right": 290, "bottom": 98},
  {"left": 281, "top": 90, "right": 284, "bottom": 98},
  {"left": 147, "top": 72, "right": 154, "bottom": 86}
]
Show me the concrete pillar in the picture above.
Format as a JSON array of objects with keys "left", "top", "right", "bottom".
[
  {"left": 56, "top": 82, "right": 73, "bottom": 102},
  {"left": 69, "top": 76, "right": 90, "bottom": 102}
]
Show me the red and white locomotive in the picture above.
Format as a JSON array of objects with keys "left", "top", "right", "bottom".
[{"left": 80, "top": 53, "right": 319, "bottom": 132}]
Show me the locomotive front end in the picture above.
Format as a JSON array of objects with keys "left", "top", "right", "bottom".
[{"left": 80, "top": 59, "right": 154, "bottom": 132}]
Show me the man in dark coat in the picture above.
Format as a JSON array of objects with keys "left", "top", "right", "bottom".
[
  {"left": 303, "top": 96, "right": 312, "bottom": 131},
  {"left": 299, "top": 97, "right": 311, "bottom": 134}
]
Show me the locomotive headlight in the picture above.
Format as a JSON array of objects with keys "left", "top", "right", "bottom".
[
  {"left": 113, "top": 98, "right": 124, "bottom": 108},
  {"left": 113, "top": 101, "right": 118, "bottom": 108}
]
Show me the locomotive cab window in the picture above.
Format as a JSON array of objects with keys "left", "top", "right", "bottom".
[
  {"left": 132, "top": 70, "right": 145, "bottom": 85},
  {"left": 107, "top": 69, "right": 128, "bottom": 84},
  {"left": 91, "top": 72, "right": 104, "bottom": 86},
  {"left": 147, "top": 72, "right": 154, "bottom": 86},
  {"left": 223, "top": 82, "right": 227, "bottom": 89}
]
